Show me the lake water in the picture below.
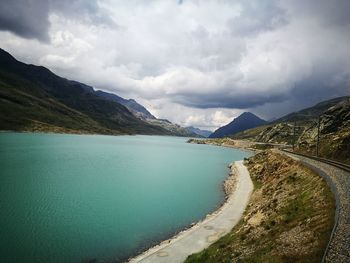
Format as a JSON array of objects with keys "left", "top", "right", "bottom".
[{"left": 0, "top": 133, "right": 249, "bottom": 262}]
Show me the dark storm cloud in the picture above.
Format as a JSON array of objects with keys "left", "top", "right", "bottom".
[
  {"left": 170, "top": 56, "right": 350, "bottom": 110},
  {"left": 166, "top": 0, "right": 350, "bottom": 111},
  {"left": 290, "top": 65, "right": 350, "bottom": 105},
  {"left": 287, "top": 0, "right": 350, "bottom": 27},
  {"left": 0, "top": 0, "right": 50, "bottom": 41},
  {"left": 50, "top": 0, "right": 116, "bottom": 27},
  {"left": 228, "top": 0, "right": 288, "bottom": 36},
  {"left": 173, "top": 92, "right": 288, "bottom": 109},
  {"left": 1, "top": 0, "right": 350, "bottom": 126},
  {"left": 0, "top": 0, "right": 115, "bottom": 42}
]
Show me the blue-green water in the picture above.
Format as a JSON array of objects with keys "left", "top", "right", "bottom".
[{"left": 0, "top": 133, "right": 249, "bottom": 263}]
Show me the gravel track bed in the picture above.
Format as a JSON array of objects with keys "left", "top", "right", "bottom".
[{"left": 283, "top": 152, "right": 350, "bottom": 262}]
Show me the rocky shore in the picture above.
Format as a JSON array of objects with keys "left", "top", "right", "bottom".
[
  {"left": 223, "top": 163, "right": 237, "bottom": 199},
  {"left": 187, "top": 137, "right": 282, "bottom": 153}
]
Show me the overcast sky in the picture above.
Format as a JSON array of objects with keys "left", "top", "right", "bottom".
[{"left": 1, "top": 0, "right": 350, "bottom": 130}]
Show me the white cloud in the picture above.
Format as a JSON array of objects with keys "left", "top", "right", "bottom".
[{"left": 0, "top": 0, "right": 350, "bottom": 129}]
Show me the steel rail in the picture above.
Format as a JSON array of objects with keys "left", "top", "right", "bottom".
[
  {"left": 280, "top": 149, "right": 349, "bottom": 263},
  {"left": 281, "top": 149, "right": 350, "bottom": 173}
]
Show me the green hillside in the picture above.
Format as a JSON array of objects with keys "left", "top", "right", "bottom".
[{"left": 0, "top": 49, "right": 172, "bottom": 135}]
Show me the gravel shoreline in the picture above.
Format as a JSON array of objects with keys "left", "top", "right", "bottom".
[{"left": 126, "top": 162, "right": 243, "bottom": 262}]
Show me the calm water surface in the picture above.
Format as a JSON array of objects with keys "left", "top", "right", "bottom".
[{"left": 0, "top": 133, "right": 249, "bottom": 262}]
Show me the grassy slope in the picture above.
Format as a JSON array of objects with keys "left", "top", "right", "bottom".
[
  {"left": 0, "top": 68, "right": 171, "bottom": 136},
  {"left": 0, "top": 71, "right": 112, "bottom": 134},
  {"left": 185, "top": 151, "right": 335, "bottom": 263}
]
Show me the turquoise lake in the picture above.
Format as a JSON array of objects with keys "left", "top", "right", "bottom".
[{"left": 0, "top": 133, "right": 249, "bottom": 262}]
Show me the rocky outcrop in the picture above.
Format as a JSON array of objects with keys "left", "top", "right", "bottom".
[
  {"left": 321, "top": 97, "right": 350, "bottom": 134},
  {"left": 255, "top": 123, "right": 293, "bottom": 144},
  {"left": 317, "top": 97, "right": 350, "bottom": 162}
]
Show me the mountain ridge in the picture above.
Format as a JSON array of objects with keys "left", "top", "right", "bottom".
[
  {"left": 186, "top": 126, "right": 212, "bottom": 138},
  {"left": 95, "top": 90, "right": 156, "bottom": 120},
  {"left": 272, "top": 96, "right": 347, "bottom": 123},
  {"left": 0, "top": 48, "right": 187, "bottom": 136},
  {"left": 231, "top": 96, "right": 350, "bottom": 163},
  {"left": 209, "top": 112, "right": 267, "bottom": 138}
]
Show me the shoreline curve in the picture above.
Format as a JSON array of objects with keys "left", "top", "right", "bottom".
[{"left": 127, "top": 160, "right": 253, "bottom": 263}]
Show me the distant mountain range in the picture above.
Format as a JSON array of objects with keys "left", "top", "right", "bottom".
[
  {"left": 209, "top": 112, "right": 267, "bottom": 138},
  {"left": 94, "top": 90, "right": 202, "bottom": 137},
  {"left": 186, "top": 126, "right": 212, "bottom": 138},
  {"left": 3, "top": 46, "right": 347, "bottom": 151},
  {"left": 0, "top": 48, "right": 197, "bottom": 136},
  {"left": 146, "top": 119, "right": 198, "bottom": 137}
]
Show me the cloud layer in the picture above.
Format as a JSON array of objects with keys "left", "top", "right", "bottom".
[{"left": 0, "top": 0, "right": 349, "bottom": 130}]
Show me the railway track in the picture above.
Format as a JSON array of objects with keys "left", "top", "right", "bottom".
[
  {"left": 280, "top": 149, "right": 350, "bottom": 263},
  {"left": 281, "top": 148, "right": 350, "bottom": 262},
  {"left": 281, "top": 149, "right": 350, "bottom": 173}
]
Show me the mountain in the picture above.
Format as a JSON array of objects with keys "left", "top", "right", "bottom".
[
  {"left": 146, "top": 119, "right": 200, "bottom": 137},
  {"left": 0, "top": 48, "right": 174, "bottom": 135},
  {"left": 95, "top": 90, "right": 156, "bottom": 120},
  {"left": 94, "top": 91, "right": 200, "bottom": 136},
  {"left": 232, "top": 96, "right": 350, "bottom": 163},
  {"left": 186, "top": 126, "right": 212, "bottom": 138},
  {"left": 233, "top": 96, "right": 350, "bottom": 143},
  {"left": 209, "top": 112, "right": 267, "bottom": 138},
  {"left": 272, "top": 96, "right": 347, "bottom": 123}
]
